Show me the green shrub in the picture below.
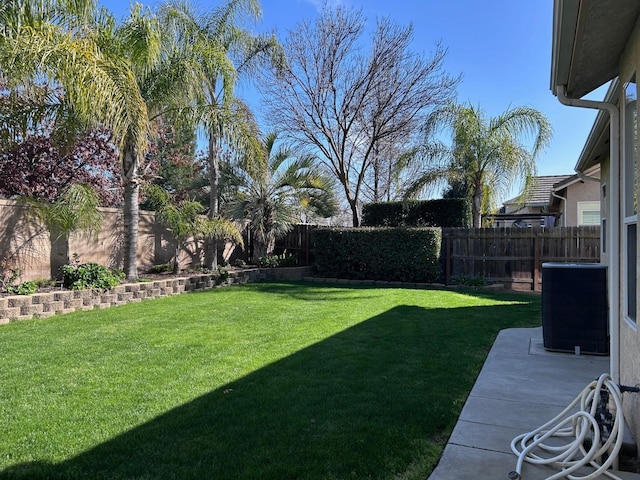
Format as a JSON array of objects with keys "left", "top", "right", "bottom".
[
  {"left": 232, "top": 259, "right": 246, "bottom": 267},
  {"left": 257, "top": 252, "right": 297, "bottom": 268},
  {"left": 0, "top": 257, "right": 22, "bottom": 293},
  {"left": 451, "top": 275, "right": 487, "bottom": 287},
  {"left": 188, "top": 263, "right": 213, "bottom": 274},
  {"left": 8, "top": 281, "right": 38, "bottom": 295},
  {"left": 60, "top": 263, "right": 125, "bottom": 290},
  {"left": 312, "top": 227, "right": 442, "bottom": 283},
  {"left": 257, "top": 255, "right": 280, "bottom": 268},
  {"left": 217, "top": 267, "right": 230, "bottom": 283},
  {"left": 33, "top": 278, "right": 55, "bottom": 288},
  {"left": 147, "top": 263, "right": 172, "bottom": 274},
  {"left": 362, "top": 199, "right": 470, "bottom": 227}
]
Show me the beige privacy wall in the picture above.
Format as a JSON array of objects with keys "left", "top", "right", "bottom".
[{"left": 0, "top": 199, "right": 184, "bottom": 280}]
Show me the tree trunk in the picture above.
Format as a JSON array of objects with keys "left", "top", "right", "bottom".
[
  {"left": 253, "top": 237, "right": 267, "bottom": 261},
  {"left": 122, "top": 146, "right": 139, "bottom": 281},
  {"left": 472, "top": 186, "right": 483, "bottom": 228},
  {"left": 350, "top": 199, "right": 360, "bottom": 227},
  {"left": 206, "top": 132, "right": 220, "bottom": 270}
]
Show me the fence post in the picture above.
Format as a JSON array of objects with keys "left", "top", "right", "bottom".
[
  {"left": 533, "top": 236, "right": 540, "bottom": 292},
  {"left": 445, "top": 236, "right": 451, "bottom": 285}
]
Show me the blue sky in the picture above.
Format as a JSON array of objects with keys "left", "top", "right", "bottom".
[{"left": 99, "top": 0, "right": 602, "bottom": 203}]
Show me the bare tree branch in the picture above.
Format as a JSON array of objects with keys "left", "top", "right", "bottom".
[{"left": 262, "top": 6, "right": 459, "bottom": 226}]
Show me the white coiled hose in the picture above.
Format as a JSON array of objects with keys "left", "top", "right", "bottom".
[{"left": 509, "top": 373, "right": 624, "bottom": 480}]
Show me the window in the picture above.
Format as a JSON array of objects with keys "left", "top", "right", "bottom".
[
  {"left": 577, "top": 201, "right": 601, "bottom": 225},
  {"left": 623, "top": 75, "right": 637, "bottom": 323},
  {"left": 602, "top": 184, "right": 607, "bottom": 254},
  {"left": 627, "top": 224, "right": 637, "bottom": 322}
]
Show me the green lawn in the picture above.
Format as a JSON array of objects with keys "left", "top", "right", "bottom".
[{"left": 0, "top": 282, "right": 540, "bottom": 480}]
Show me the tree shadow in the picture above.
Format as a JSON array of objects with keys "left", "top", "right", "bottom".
[
  {"left": 0, "top": 200, "right": 49, "bottom": 277},
  {"left": 1, "top": 301, "right": 539, "bottom": 480}
]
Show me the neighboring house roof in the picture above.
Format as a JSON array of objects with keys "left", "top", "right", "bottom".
[
  {"left": 551, "top": 0, "right": 640, "bottom": 98},
  {"left": 503, "top": 175, "right": 572, "bottom": 208}
]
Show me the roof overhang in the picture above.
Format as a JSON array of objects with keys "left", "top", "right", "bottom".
[
  {"left": 551, "top": 0, "right": 640, "bottom": 99},
  {"left": 575, "top": 79, "right": 619, "bottom": 172}
]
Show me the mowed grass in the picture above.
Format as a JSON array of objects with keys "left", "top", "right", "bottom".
[{"left": 0, "top": 282, "right": 540, "bottom": 480}]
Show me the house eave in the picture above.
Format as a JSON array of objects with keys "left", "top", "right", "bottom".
[
  {"left": 551, "top": 0, "right": 640, "bottom": 99},
  {"left": 574, "top": 79, "right": 619, "bottom": 173}
]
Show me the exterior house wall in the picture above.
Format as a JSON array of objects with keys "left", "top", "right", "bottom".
[
  {"left": 563, "top": 179, "right": 601, "bottom": 226},
  {"left": 614, "top": 19, "right": 640, "bottom": 444}
]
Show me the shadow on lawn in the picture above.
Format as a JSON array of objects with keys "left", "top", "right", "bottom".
[{"left": 1, "top": 300, "right": 539, "bottom": 480}]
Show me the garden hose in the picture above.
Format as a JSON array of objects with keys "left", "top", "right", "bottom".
[{"left": 509, "top": 373, "right": 624, "bottom": 480}]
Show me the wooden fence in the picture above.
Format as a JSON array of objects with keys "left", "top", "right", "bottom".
[
  {"left": 442, "top": 226, "right": 601, "bottom": 291},
  {"left": 274, "top": 224, "right": 315, "bottom": 265}
]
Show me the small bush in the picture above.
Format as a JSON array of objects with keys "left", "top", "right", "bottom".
[
  {"left": 147, "top": 263, "right": 172, "bottom": 274},
  {"left": 60, "top": 262, "right": 125, "bottom": 290},
  {"left": 188, "top": 264, "right": 212, "bottom": 274},
  {"left": 232, "top": 259, "right": 246, "bottom": 267},
  {"left": 9, "top": 281, "right": 38, "bottom": 295},
  {"left": 0, "top": 257, "right": 22, "bottom": 293},
  {"left": 33, "top": 278, "right": 56, "bottom": 288},
  {"left": 257, "top": 252, "right": 297, "bottom": 268},
  {"left": 257, "top": 256, "right": 279, "bottom": 268},
  {"left": 451, "top": 275, "right": 487, "bottom": 287},
  {"left": 217, "top": 267, "right": 230, "bottom": 283}
]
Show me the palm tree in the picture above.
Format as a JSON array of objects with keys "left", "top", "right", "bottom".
[
  {"left": 144, "top": 184, "right": 242, "bottom": 274},
  {"left": 0, "top": 1, "right": 211, "bottom": 280},
  {"left": 158, "top": 0, "right": 282, "bottom": 268},
  {"left": 228, "top": 132, "right": 337, "bottom": 260},
  {"left": 405, "top": 102, "right": 553, "bottom": 227}
]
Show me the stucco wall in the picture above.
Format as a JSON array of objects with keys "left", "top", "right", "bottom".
[
  {"left": 0, "top": 199, "right": 178, "bottom": 280},
  {"left": 563, "top": 179, "right": 600, "bottom": 226},
  {"left": 615, "top": 16, "right": 640, "bottom": 446}
]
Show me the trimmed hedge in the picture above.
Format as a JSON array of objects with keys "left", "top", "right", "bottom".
[
  {"left": 362, "top": 198, "right": 470, "bottom": 227},
  {"left": 312, "top": 227, "right": 441, "bottom": 283}
]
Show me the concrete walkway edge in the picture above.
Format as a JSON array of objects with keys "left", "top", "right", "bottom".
[{"left": 427, "top": 327, "right": 640, "bottom": 480}]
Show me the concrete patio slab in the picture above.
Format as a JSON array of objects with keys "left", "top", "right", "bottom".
[{"left": 427, "top": 327, "right": 640, "bottom": 480}]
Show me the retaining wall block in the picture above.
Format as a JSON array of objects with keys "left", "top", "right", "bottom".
[
  {"left": 117, "top": 292, "right": 134, "bottom": 302},
  {"left": 0, "top": 307, "right": 19, "bottom": 321},
  {"left": 44, "top": 301, "right": 65, "bottom": 313},
  {"left": 8, "top": 296, "right": 32, "bottom": 308},
  {"left": 110, "top": 286, "right": 126, "bottom": 295},
  {"left": 54, "top": 291, "right": 74, "bottom": 302},
  {"left": 64, "top": 298, "right": 83, "bottom": 310},
  {"left": 20, "top": 304, "right": 44, "bottom": 316},
  {"left": 100, "top": 294, "right": 116, "bottom": 305},
  {"left": 31, "top": 293, "right": 54, "bottom": 305},
  {"left": 133, "top": 290, "right": 147, "bottom": 300}
]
